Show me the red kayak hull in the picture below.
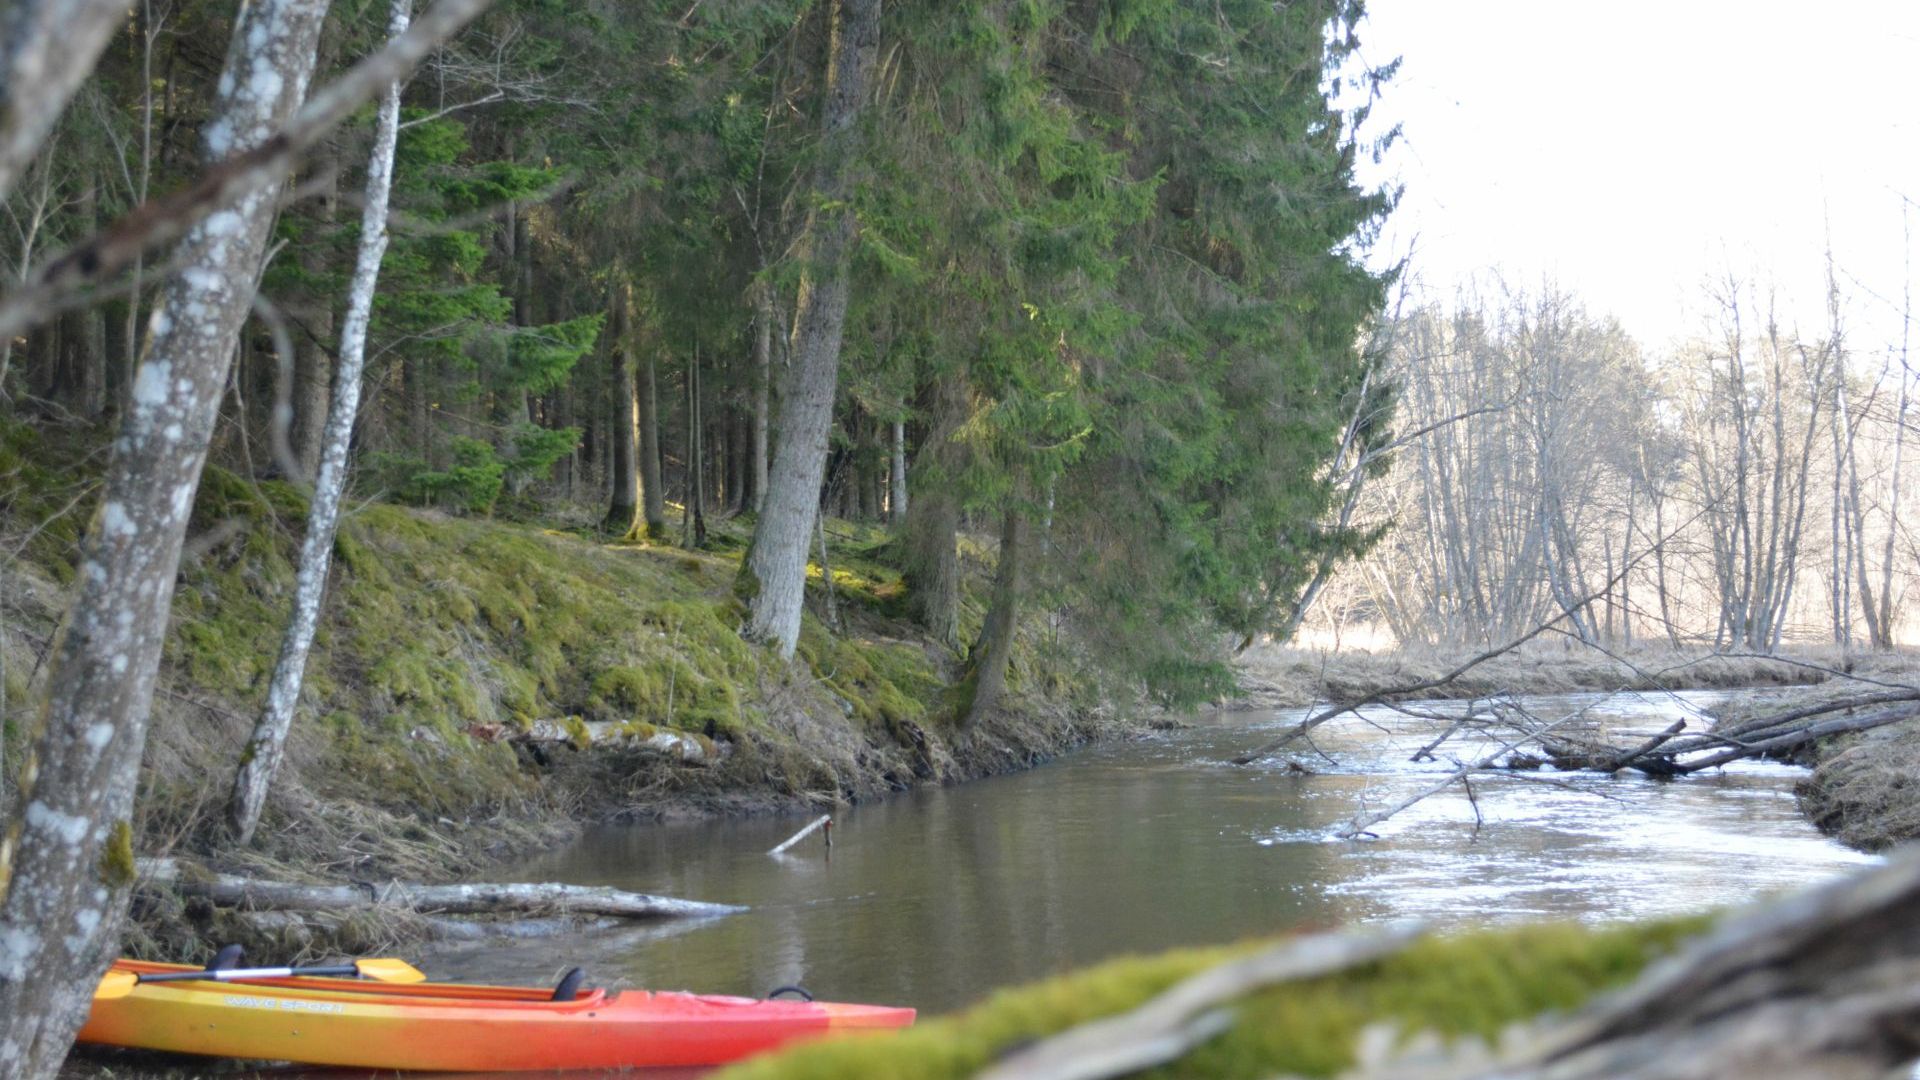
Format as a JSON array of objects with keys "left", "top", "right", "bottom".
[{"left": 77, "top": 960, "right": 914, "bottom": 1071}]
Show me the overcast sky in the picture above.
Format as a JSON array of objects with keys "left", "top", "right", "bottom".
[{"left": 1350, "top": 0, "right": 1920, "bottom": 356}]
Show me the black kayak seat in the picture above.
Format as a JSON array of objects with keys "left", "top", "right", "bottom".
[{"left": 552, "top": 966, "right": 586, "bottom": 1002}]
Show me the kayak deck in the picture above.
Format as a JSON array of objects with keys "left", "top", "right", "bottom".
[{"left": 79, "top": 959, "right": 914, "bottom": 1071}]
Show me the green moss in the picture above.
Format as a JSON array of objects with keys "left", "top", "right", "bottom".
[
  {"left": 2, "top": 429, "right": 983, "bottom": 851},
  {"left": 717, "top": 918, "right": 1710, "bottom": 1080},
  {"left": 795, "top": 617, "right": 944, "bottom": 729},
  {"left": 0, "top": 421, "right": 111, "bottom": 581},
  {"left": 99, "top": 820, "right": 138, "bottom": 888}
]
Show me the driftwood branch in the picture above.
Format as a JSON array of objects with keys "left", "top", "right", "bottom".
[
  {"left": 769, "top": 814, "right": 831, "bottom": 855},
  {"left": 138, "top": 858, "right": 744, "bottom": 920}
]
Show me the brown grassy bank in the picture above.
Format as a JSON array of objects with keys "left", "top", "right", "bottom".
[
  {"left": 1234, "top": 640, "right": 1836, "bottom": 708},
  {"left": 1712, "top": 653, "right": 1920, "bottom": 851}
]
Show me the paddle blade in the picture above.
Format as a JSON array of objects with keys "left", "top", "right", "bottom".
[
  {"left": 93, "top": 971, "right": 139, "bottom": 1000},
  {"left": 353, "top": 958, "right": 427, "bottom": 983}
]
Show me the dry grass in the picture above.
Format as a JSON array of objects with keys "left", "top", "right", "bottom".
[
  {"left": 1233, "top": 640, "right": 1890, "bottom": 708},
  {"left": 1798, "top": 722, "right": 1920, "bottom": 851},
  {"left": 1709, "top": 653, "right": 1920, "bottom": 851}
]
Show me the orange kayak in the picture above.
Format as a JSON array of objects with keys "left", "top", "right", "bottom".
[{"left": 78, "top": 959, "right": 915, "bottom": 1071}]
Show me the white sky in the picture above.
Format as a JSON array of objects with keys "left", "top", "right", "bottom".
[{"left": 1350, "top": 0, "right": 1920, "bottom": 357}]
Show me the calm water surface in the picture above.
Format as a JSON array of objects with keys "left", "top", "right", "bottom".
[
  {"left": 432, "top": 689, "right": 1877, "bottom": 1010},
  {"left": 69, "top": 689, "right": 1879, "bottom": 1077}
]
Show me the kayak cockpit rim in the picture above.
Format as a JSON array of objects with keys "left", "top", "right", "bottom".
[{"left": 108, "top": 959, "right": 610, "bottom": 1010}]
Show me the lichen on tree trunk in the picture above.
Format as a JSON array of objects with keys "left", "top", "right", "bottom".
[
  {"left": 0, "top": 1, "right": 331, "bottom": 1074},
  {"left": 230, "top": 0, "right": 410, "bottom": 849}
]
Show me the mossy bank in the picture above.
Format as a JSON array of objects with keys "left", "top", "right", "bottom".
[{"left": 0, "top": 422, "right": 1116, "bottom": 960}]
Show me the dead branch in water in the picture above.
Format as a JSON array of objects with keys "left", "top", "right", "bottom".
[
  {"left": 138, "top": 858, "right": 745, "bottom": 920},
  {"left": 768, "top": 814, "right": 832, "bottom": 856},
  {"left": 1298, "top": 683, "right": 1918, "bottom": 840},
  {"left": 1336, "top": 708, "right": 1594, "bottom": 840}
]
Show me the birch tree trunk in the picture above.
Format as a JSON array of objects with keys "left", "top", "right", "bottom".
[
  {"left": 230, "top": 0, "right": 410, "bottom": 847},
  {"left": 738, "top": 0, "right": 880, "bottom": 658},
  {"left": 0, "top": 2, "right": 331, "bottom": 1074},
  {"left": 0, "top": 0, "right": 131, "bottom": 202}
]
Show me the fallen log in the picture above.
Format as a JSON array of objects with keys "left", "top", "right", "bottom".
[
  {"left": 1656, "top": 688, "right": 1920, "bottom": 758},
  {"left": 138, "top": 858, "right": 745, "bottom": 920},
  {"left": 502, "top": 719, "right": 723, "bottom": 764},
  {"left": 1596, "top": 718, "right": 1687, "bottom": 773},
  {"left": 1337, "top": 695, "right": 1920, "bottom": 841},
  {"left": 975, "top": 922, "right": 1427, "bottom": 1080},
  {"left": 1667, "top": 704, "right": 1918, "bottom": 774},
  {"left": 992, "top": 850, "right": 1920, "bottom": 1080}
]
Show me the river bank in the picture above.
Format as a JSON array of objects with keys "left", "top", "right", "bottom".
[
  {"left": 1, "top": 428, "right": 1130, "bottom": 963},
  {"left": 1235, "top": 640, "right": 1838, "bottom": 706},
  {"left": 7, "top": 415, "right": 1911, "bottom": 973}
]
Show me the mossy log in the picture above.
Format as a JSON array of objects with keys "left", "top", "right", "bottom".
[
  {"left": 514, "top": 718, "right": 721, "bottom": 763},
  {"left": 721, "top": 850, "right": 1920, "bottom": 1080},
  {"left": 138, "top": 858, "right": 744, "bottom": 920}
]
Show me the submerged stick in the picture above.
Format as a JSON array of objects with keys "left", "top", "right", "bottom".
[{"left": 769, "top": 814, "right": 832, "bottom": 856}]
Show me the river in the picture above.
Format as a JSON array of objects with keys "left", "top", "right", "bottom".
[
  {"left": 431, "top": 690, "right": 1874, "bottom": 1008},
  {"left": 67, "top": 689, "right": 1879, "bottom": 1077}
]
